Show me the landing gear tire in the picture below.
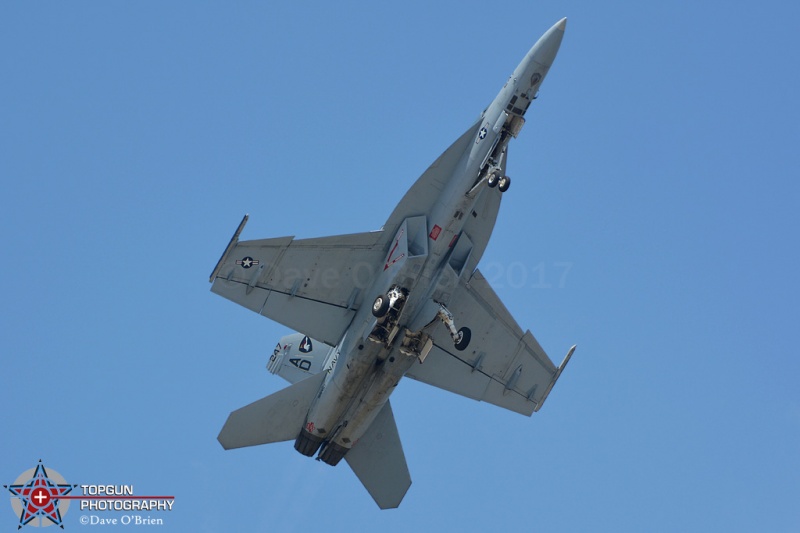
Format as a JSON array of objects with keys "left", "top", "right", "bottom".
[
  {"left": 454, "top": 327, "right": 471, "bottom": 351},
  {"left": 498, "top": 176, "right": 511, "bottom": 192},
  {"left": 372, "top": 295, "right": 390, "bottom": 318},
  {"left": 487, "top": 172, "right": 500, "bottom": 188}
]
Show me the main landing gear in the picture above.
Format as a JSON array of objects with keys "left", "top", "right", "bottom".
[
  {"left": 437, "top": 303, "right": 471, "bottom": 351},
  {"left": 372, "top": 286, "right": 404, "bottom": 318},
  {"left": 370, "top": 290, "right": 471, "bottom": 353},
  {"left": 369, "top": 286, "right": 408, "bottom": 346}
]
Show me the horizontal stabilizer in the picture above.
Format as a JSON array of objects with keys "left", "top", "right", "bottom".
[
  {"left": 218, "top": 372, "right": 326, "bottom": 450},
  {"left": 345, "top": 400, "right": 411, "bottom": 509}
]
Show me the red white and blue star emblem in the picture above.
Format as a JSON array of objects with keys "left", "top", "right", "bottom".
[{"left": 5, "top": 461, "right": 76, "bottom": 529}]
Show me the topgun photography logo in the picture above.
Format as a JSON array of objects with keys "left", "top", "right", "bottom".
[
  {"left": 4, "top": 461, "right": 76, "bottom": 529},
  {"left": 5, "top": 461, "right": 174, "bottom": 529}
]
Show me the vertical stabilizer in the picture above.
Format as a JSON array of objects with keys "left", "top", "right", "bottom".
[{"left": 345, "top": 400, "right": 412, "bottom": 509}]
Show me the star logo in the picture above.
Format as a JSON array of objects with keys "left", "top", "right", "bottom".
[
  {"left": 236, "top": 256, "right": 259, "bottom": 269},
  {"left": 478, "top": 127, "right": 488, "bottom": 140},
  {"left": 5, "top": 461, "right": 77, "bottom": 529}
]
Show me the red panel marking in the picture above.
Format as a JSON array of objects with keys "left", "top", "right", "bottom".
[
  {"left": 384, "top": 252, "right": 405, "bottom": 271},
  {"left": 448, "top": 234, "right": 459, "bottom": 248},
  {"left": 306, "top": 421, "right": 315, "bottom": 433},
  {"left": 384, "top": 228, "right": 405, "bottom": 270},
  {"left": 429, "top": 225, "right": 442, "bottom": 240}
]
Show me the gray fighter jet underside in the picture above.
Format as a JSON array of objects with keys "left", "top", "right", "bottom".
[{"left": 209, "top": 17, "right": 574, "bottom": 509}]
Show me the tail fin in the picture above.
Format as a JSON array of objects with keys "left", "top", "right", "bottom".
[
  {"left": 218, "top": 372, "right": 326, "bottom": 450},
  {"left": 345, "top": 400, "right": 412, "bottom": 509},
  {"left": 268, "top": 333, "right": 331, "bottom": 384}
]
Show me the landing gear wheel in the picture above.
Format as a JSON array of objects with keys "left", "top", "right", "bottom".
[
  {"left": 372, "top": 295, "right": 390, "bottom": 318},
  {"left": 454, "top": 327, "right": 471, "bottom": 351},
  {"left": 487, "top": 172, "right": 500, "bottom": 188},
  {"left": 498, "top": 176, "right": 511, "bottom": 192}
]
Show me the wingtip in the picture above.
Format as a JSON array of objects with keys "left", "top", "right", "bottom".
[
  {"left": 557, "top": 17, "right": 567, "bottom": 31},
  {"left": 560, "top": 345, "right": 576, "bottom": 369}
]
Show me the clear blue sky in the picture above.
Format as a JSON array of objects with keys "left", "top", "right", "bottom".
[{"left": 2, "top": 2, "right": 798, "bottom": 531}]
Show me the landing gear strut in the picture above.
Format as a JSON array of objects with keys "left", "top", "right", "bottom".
[{"left": 437, "top": 303, "right": 471, "bottom": 351}]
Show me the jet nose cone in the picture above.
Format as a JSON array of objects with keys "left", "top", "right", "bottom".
[{"left": 531, "top": 17, "right": 567, "bottom": 68}]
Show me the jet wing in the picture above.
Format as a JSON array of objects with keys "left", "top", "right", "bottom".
[
  {"left": 405, "top": 269, "right": 573, "bottom": 416},
  {"left": 210, "top": 221, "right": 386, "bottom": 346}
]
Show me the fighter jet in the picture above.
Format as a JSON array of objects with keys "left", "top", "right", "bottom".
[{"left": 209, "top": 17, "right": 574, "bottom": 509}]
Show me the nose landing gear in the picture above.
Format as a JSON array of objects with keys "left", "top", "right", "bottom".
[
  {"left": 497, "top": 175, "right": 511, "bottom": 192},
  {"left": 487, "top": 170, "right": 510, "bottom": 192}
]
